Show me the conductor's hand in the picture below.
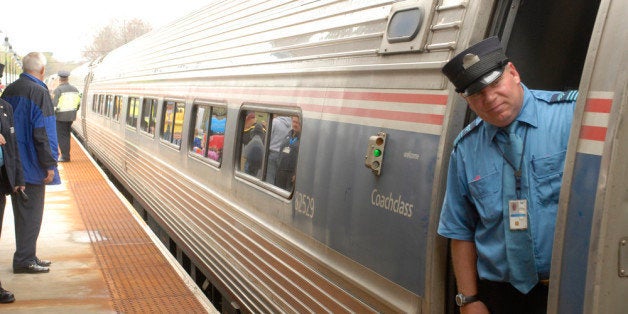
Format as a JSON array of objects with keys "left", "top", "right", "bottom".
[
  {"left": 43, "top": 169, "right": 55, "bottom": 184},
  {"left": 0, "top": 134, "right": 6, "bottom": 145}
]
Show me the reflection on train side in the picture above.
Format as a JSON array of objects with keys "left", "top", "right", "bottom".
[
  {"left": 126, "top": 97, "right": 140, "bottom": 128},
  {"left": 238, "top": 108, "right": 301, "bottom": 193},
  {"left": 140, "top": 98, "right": 158, "bottom": 136},
  {"left": 93, "top": 93, "right": 126, "bottom": 122},
  {"left": 161, "top": 100, "right": 185, "bottom": 148},
  {"left": 189, "top": 102, "right": 226, "bottom": 164},
  {"left": 90, "top": 94, "right": 303, "bottom": 197},
  {"left": 113, "top": 96, "right": 122, "bottom": 121}
]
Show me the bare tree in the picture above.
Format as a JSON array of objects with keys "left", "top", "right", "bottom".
[{"left": 83, "top": 19, "right": 152, "bottom": 61}]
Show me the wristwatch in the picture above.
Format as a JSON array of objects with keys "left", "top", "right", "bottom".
[{"left": 455, "top": 293, "right": 479, "bottom": 307}]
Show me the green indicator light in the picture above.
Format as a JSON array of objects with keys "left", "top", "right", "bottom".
[{"left": 373, "top": 149, "right": 382, "bottom": 157}]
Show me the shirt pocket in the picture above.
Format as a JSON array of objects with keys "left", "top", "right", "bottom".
[
  {"left": 531, "top": 150, "right": 566, "bottom": 206},
  {"left": 468, "top": 169, "right": 502, "bottom": 221}
]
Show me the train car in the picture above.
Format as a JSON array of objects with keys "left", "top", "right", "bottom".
[
  {"left": 68, "top": 62, "right": 90, "bottom": 94},
  {"left": 72, "top": 0, "right": 626, "bottom": 313},
  {"left": 68, "top": 62, "right": 91, "bottom": 139}
]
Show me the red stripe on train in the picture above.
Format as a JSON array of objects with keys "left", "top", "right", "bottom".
[
  {"left": 104, "top": 85, "right": 449, "bottom": 105},
  {"left": 585, "top": 98, "right": 612, "bottom": 113},
  {"left": 196, "top": 87, "right": 449, "bottom": 105},
  {"left": 580, "top": 125, "right": 607, "bottom": 141},
  {"left": 92, "top": 86, "right": 448, "bottom": 124},
  {"left": 324, "top": 106, "right": 444, "bottom": 124},
  {"left": 298, "top": 103, "right": 444, "bottom": 125},
  {"left": 326, "top": 91, "right": 448, "bottom": 105}
]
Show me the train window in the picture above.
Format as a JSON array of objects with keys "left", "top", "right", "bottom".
[
  {"left": 113, "top": 96, "right": 123, "bottom": 121},
  {"left": 126, "top": 97, "right": 140, "bottom": 128},
  {"left": 189, "top": 102, "right": 226, "bottom": 164},
  {"left": 270, "top": 115, "right": 301, "bottom": 191},
  {"left": 105, "top": 95, "right": 113, "bottom": 117},
  {"left": 160, "top": 100, "right": 185, "bottom": 148},
  {"left": 240, "top": 110, "right": 269, "bottom": 180},
  {"left": 387, "top": 7, "right": 423, "bottom": 43},
  {"left": 141, "top": 98, "right": 158, "bottom": 135},
  {"left": 379, "top": 0, "right": 432, "bottom": 54},
  {"left": 92, "top": 94, "right": 98, "bottom": 112},
  {"left": 97, "top": 95, "right": 105, "bottom": 115},
  {"left": 237, "top": 108, "right": 301, "bottom": 192}
]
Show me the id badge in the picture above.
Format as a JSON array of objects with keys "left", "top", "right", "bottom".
[{"left": 509, "top": 199, "right": 528, "bottom": 230}]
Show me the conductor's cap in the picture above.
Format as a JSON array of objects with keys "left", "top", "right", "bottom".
[
  {"left": 58, "top": 70, "right": 70, "bottom": 78},
  {"left": 442, "top": 36, "right": 509, "bottom": 96}
]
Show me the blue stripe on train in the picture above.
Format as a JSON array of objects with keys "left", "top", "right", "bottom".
[
  {"left": 292, "top": 119, "right": 440, "bottom": 296},
  {"left": 558, "top": 152, "right": 600, "bottom": 314}
]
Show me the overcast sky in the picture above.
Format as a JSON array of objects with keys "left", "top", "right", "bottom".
[{"left": 1, "top": 0, "right": 211, "bottom": 61}]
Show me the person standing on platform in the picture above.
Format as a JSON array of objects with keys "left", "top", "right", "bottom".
[
  {"left": 1, "top": 52, "right": 60, "bottom": 274},
  {"left": 0, "top": 97, "right": 25, "bottom": 303},
  {"left": 437, "top": 37, "right": 576, "bottom": 314},
  {"left": 53, "top": 70, "right": 80, "bottom": 162}
]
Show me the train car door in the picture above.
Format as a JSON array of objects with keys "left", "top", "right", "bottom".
[
  {"left": 79, "top": 71, "right": 94, "bottom": 143},
  {"left": 551, "top": 0, "right": 627, "bottom": 313}
]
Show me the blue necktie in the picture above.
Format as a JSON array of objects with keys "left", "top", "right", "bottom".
[{"left": 500, "top": 121, "right": 538, "bottom": 294}]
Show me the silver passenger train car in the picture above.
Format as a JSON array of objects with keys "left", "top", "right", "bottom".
[{"left": 72, "top": 0, "right": 626, "bottom": 313}]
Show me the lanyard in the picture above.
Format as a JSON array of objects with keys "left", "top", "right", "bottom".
[
  {"left": 289, "top": 136, "right": 298, "bottom": 146},
  {"left": 495, "top": 127, "right": 529, "bottom": 198}
]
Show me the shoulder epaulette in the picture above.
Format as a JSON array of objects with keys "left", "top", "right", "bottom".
[
  {"left": 549, "top": 90, "right": 578, "bottom": 103},
  {"left": 453, "top": 117, "right": 482, "bottom": 147}
]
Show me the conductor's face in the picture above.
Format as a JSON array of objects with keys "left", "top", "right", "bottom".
[{"left": 464, "top": 62, "right": 524, "bottom": 128}]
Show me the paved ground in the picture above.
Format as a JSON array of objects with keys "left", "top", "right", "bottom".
[
  {"left": 0, "top": 138, "right": 216, "bottom": 313},
  {"left": 0, "top": 173, "right": 113, "bottom": 313}
]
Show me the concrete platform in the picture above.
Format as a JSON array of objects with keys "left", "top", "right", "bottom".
[{"left": 0, "top": 137, "right": 217, "bottom": 313}]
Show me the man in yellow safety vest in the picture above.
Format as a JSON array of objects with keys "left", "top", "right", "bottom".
[{"left": 53, "top": 71, "right": 80, "bottom": 162}]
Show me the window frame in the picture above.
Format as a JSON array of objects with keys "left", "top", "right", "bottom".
[
  {"left": 386, "top": 7, "right": 423, "bottom": 43},
  {"left": 141, "top": 97, "right": 159, "bottom": 137},
  {"left": 378, "top": 0, "right": 432, "bottom": 54},
  {"left": 188, "top": 100, "right": 227, "bottom": 168},
  {"left": 105, "top": 94, "right": 113, "bottom": 117},
  {"left": 159, "top": 99, "right": 186, "bottom": 149},
  {"left": 126, "top": 96, "right": 140, "bottom": 129},
  {"left": 97, "top": 94, "right": 105, "bottom": 115},
  {"left": 92, "top": 94, "right": 98, "bottom": 112},
  {"left": 235, "top": 103, "right": 302, "bottom": 198},
  {"left": 112, "top": 95, "right": 124, "bottom": 122}
]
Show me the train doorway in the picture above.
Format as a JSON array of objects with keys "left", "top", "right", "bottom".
[
  {"left": 493, "top": 0, "right": 601, "bottom": 91},
  {"left": 449, "top": 0, "right": 602, "bottom": 313}
]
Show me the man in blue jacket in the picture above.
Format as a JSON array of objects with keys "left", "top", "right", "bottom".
[{"left": 1, "top": 52, "right": 60, "bottom": 274}]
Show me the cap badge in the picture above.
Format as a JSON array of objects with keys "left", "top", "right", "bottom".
[{"left": 462, "top": 53, "right": 480, "bottom": 69}]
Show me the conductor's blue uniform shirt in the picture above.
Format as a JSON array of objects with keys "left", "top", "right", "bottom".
[{"left": 437, "top": 84, "right": 576, "bottom": 282}]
